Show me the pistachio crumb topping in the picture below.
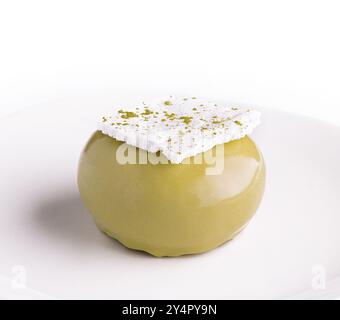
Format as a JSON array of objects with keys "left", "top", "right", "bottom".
[
  {"left": 179, "top": 116, "right": 193, "bottom": 125},
  {"left": 118, "top": 110, "right": 138, "bottom": 119},
  {"left": 141, "top": 108, "right": 153, "bottom": 116},
  {"left": 98, "top": 96, "right": 261, "bottom": 163}
]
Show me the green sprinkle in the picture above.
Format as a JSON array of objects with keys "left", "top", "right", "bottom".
[
  {"left": 164, "top": 111, "right": 176, "bottom": 120},
  {"left": 141, "top": 108, "right": 153, "bottom": 116},
  {"left": 164, "top": 101, "right": 173, "bottom": 106},
  {"left": 118, "top": 110, "right": 138, "bottom": 119},
  {"left": 179, "top": 116, "right": 193, "bottom": 125},
  {"left": 234, "top": 120, "right": 242, "bottom": 126}
]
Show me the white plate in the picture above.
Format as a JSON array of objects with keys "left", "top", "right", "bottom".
[{"left": 0, "top": 98, "right": 339, "bottom": 300}]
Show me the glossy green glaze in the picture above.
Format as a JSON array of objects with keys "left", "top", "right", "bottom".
[{"left": 78, "top": 131, "right": 265, "bottom": 257}]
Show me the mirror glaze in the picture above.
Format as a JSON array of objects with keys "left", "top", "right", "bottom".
[{"left": 78, "top": 131, "right": 265, "bottom": 256}]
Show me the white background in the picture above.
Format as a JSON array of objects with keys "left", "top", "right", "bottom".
[{"left": 1, "top": 0, "right": 340, "bottom": 124}]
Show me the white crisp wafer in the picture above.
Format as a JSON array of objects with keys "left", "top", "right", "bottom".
[{"left": 98, "top": 96, "right": 261, "bottom": 163}]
